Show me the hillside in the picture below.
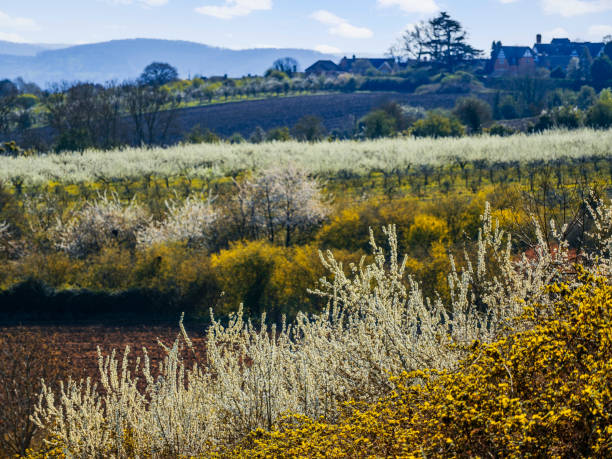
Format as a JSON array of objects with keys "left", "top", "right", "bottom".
[
  {"left": 0, "top": 41, "right": 68, "bottom": 56},
  {"left": 167, "top": 92, "right": 495, "bottom": 140},
  {"left": 0, "top": 38, "right": 333, "bottom": 85},
  {"left": 19, "top": 92, "right": 495, "bottom": 147}
]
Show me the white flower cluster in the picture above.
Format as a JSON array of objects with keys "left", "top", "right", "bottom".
[
  {"left": 137, "top": 195, "right": 217, "bottom": 248},
  {"left": 54, "top": 194, "right": 150, "bottom": 258},
  {"left": 0, "top": 221, "right": 12, "bottom": 256},
  {"left": 234, "top": 165, "right": 329, "bottom": 245}
]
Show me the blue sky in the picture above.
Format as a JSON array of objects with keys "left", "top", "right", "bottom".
[{"left": 1, "top": 0, "right": 611, "bottom": 55}]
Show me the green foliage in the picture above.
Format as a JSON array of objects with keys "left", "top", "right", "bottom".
[
  {"left": 291, "top": 115, "right": 327, "bottom": 142},
  {"left": 438, "top": 71, "right": 482, "bottom": 93},
  {"left": 452, "top": 97, "right": 492, "bottom": 133},
  {"left": 591, "top": 55, "right": 612, "bottom": 89},
  {"left": 411, "top": 113, "right": 465, "bottom": 138},
  {"left": 487, "top": 123, "right": 516, "bottom": 136},
  {"left": 266, "top": 126, "right": 291, "bottom": 142},
  {"left": 360, "top": 110, "right": 397, "bottom": 139},
  {"left": 576, "top": 85, "right": 598, "bottom": 110},
  {"left": 139, "top": 62, "right": 179, "bottom": 87},
  {"left": 184, "top": 124, "right": 221, "bottom": 144},
  {"left": 15, "top": 93, "right": 38, "bottom": 110},
  {"left": 229, "top": 133, "right": 246, "bottom": 144},
  {"left": 586, "top": 89, "right": 612, "bottom": 129},
  {"left": 498, "top": 95, "right": 521, "bottom": 120},
  {"left": 533, "top": 106, "right": 584, "bottom": 131}
]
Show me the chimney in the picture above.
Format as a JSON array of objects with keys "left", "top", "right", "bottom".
[{"left": 536, "top": 34, "right": 542, "bottom": 45}]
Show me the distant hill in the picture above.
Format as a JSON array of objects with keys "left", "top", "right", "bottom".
[
  {"left": 0, "top": 39, "right": 334, "bottom": 86},
  {"left": 0, "top": 41, "right": 68, "bottom": 57}
]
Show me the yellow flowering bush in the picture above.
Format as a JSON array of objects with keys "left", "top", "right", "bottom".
[{"left": 233, "top": 270, "right": 612, "bottom": 458}]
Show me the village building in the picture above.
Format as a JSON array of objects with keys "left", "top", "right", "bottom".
[
  {"left": 533, "top": 35, "right": 605, "bottom": 72},
  {"left": 488, "top": 35, "right": 605, "bottom": 77},
  {"left": 490, "top": 46, "right": 537, "bottom": 77},
  {"left": 306, "top": 56, "right": 403, "bottom": 76},
  {"left": 304, "top": 60, "right": 341, "bottom": 76}
]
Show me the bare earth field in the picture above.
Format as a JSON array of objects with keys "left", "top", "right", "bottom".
[{"left": 0, "top": 325, "right": 208, "bottom": 382}]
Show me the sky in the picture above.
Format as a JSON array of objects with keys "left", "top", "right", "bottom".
[{"left": 0, "top": 0, "right": 611, "bottom": 56}]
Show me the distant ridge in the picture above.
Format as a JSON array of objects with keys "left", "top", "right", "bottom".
[
  {"left": 0, "top": 38, "right": 335, "bottom": 86},
  {"left": 0, "top": 41, "right": 68, "bottom": 57}
]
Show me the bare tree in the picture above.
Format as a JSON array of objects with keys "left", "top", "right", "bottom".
[{"left": 123, "top": 82, "right": 179, "bottom": 146}]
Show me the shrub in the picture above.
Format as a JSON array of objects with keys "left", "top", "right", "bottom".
[
  {"left": 487, "top": 123, "right": 516, "bottom": 136},
  {"left": 211, "top": 239, "right": 285, "bottom": 318},
  {"left": 184, "top": 125, "right": 221, "bottom": 144},
  {"left": 499, "top": 95, "right": 521, "bottom": 119},
  {"left": 265, "top": 126, "right": 291, "bottom": 142},
  {"left": 586, "top": 89, "right": 612, "bottom": 129},
  {"left": 137, "top": 195, "right": 217, "bottom": 248},
  {"left": 452, "top": 97, "right": 493, "bottom": 133},
  {"left": 291, "top": 116, "right": 327, "bottom": 142},
  {"left": 233, "top": 166, "right": 328, "bottom": 246},
  {"left": 248, "top": 126, "right": 266, "bottom": 143},
  {"left": 229, "top": 133, "right": 245, "bottom": 144},
  {"left": 403, "top": 213, "right": 448, "bottom": 254},
  {"left": 359, "top": 110, "right": 397, "bottom": 139},
  {"left": 532, "top": 106, "right": 583, "bottom": 131},
  {"left": 54, "top": 194, "right": 150, "bottom": 258},
  {"left": 236, "top": 272, "right": 612, "bottom": 458},
  {"left": 411, "top": 113, "right": 465, "bottom": 138},
  {"left": 576, "top": 85, "right": 597, "bottom": 110}
]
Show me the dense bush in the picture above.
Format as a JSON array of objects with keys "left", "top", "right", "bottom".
[
  {"left": 359, "top": 110, "right": 397, "bottom": 139},
  {"left": 237, "top": 272, "right": 612, "bottom": 457},
  {"left": 411, "top": 113, "right": 465, "bottom": 138},
  {"left": 586, "top": 89, "right": 612, "bottom": 129},
  {"left": 452, "top": 97, "right": 493, "bottom": 133},
  {"left": 487, "top": 123, "right": 516, "bottom": 136}
]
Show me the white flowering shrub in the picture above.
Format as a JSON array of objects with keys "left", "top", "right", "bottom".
[
  {"left": 137, "top": 195, "right": 217, "bottom": 248},
  {"left": 33, "top": 201, "right": 609, "bottom": 456},
  {"left": 54, "top": 194, "right": 150, "bottom": 258},
  {"left": 0, "top": 221, "right": 13, "bottom": 256},
  {"left": 233, "top": 165, "right": 329, "bottom": 245}
]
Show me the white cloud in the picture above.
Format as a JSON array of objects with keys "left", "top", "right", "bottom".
[
  {"left": 588, "top": 24, "right": 612, "bottom": 38},
  {"left": 310, "top": 10, "right": 373, "bottom": 39},
  {"left": 0, "top": 31, "right": 25, "bottom": 42},
  {"left": 314, "top": 44, "right": 342, "bottom": 54},
  {"left": 541, "top": 0, "right": 612, "bottom": 17},
  {"left": 543, "top": 27, "right": 570, "bottom": 41},
  {"left": 0, "top": 10, "right": 38, "bottom": 31},
  {"left": 377, "top": 0, "right": 439, "bottom": 14},
  {"left": 195, "top": 0, "right": 272, "bottom": 19}
]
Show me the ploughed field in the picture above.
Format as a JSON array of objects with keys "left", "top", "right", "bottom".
[{"left": 0, "top": 325, "right": 207, "bottom": 382}]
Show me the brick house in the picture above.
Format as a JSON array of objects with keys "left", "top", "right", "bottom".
[
  {"left": 304, "top": 60, "right": 341, "bottom": 76},
  {"left": 306, "top": 55, "right": 403, "bottom": 76},
  {"left": 491, "top": 46, "right": 537, "bottom": 76}
]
